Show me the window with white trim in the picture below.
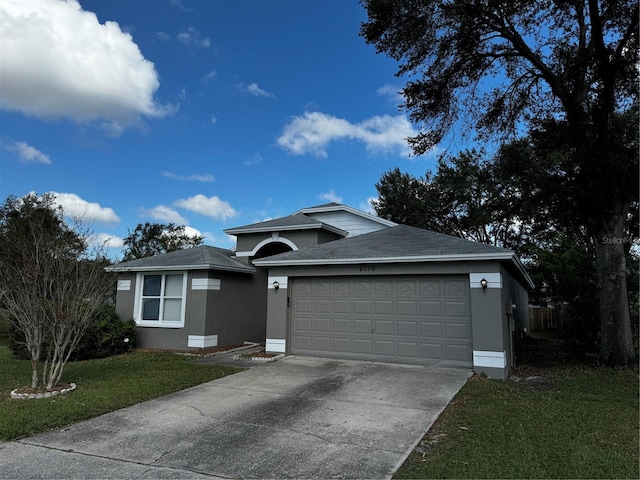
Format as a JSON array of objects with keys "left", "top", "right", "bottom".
[{"left": 136, "top": 273, "right": 186, "bottom": 327}]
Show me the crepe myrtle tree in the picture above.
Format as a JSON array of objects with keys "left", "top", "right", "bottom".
[
  {"left": 0, "top": 193, "right": 113, "bottom": 390},
  {"left": 361, "top": 0, "right": 638, "bottom": 366}
]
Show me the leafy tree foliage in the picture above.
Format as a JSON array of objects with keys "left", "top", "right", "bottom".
[
  {"left": 0, "top": 193, "right": 114, "bottom": 389},
  {"left": 121, "top": 222, "right": 204, "bottom": 261},
  {"left": 361, "top": 0, "right": 638, "bottom": 366}
]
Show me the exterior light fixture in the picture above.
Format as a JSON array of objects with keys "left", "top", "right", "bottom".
[
  {"left": 272, "top": 281, "right": 280, "bottom": 290},
  {"left": 480, "top": 278, "right": 488, "bottom": 290}
]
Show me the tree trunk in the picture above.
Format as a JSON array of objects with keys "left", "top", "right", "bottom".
[{"left": 595, "top": 213, "right": 636, "bottom": 367}]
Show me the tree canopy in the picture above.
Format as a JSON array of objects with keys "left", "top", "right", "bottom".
[
  {"left": 0, "top": 193, "right": 113, "bottom": 389},
  {"left": 361, "top": 0, "right": 638, "bottom": 366},
  {"left": 121, "top": 222, "right": 204, "bottom": 261}
]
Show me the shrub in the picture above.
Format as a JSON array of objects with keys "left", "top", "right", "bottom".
[
  {"left": 72, "top": 304, "right": 136, "bottom": 360},
  {"left": 9, "top": 304, "right": 136, "bottom": 361}
]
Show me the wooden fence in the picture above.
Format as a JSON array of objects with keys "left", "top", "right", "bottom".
[{"left": 528, "top": 306, "right": 558, "bottom": 331}]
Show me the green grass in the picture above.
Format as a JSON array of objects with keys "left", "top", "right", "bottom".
[
  {"left": 0, "top": 347, "right": 242, "bottom": 440},
  {"left": 394, "top": 364, "right": 639, "bottom": 479}
]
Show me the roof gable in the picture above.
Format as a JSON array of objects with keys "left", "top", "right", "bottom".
[
  {"left": 225, "top": 203, "right": 395, "bottom": 238},
  {"left": 224, "top": 213, "right": 347, "bottom": 236},
  {"left": 295, "top": 203, "right": 395, "bottom": 236}
]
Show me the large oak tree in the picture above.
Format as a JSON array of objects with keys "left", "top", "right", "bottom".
[{"left": 361, "top": 0, "right": 638, "bottom": 366}]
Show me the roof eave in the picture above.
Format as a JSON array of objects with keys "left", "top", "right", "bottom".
[
  {"left": 105, "top": 263, "right": 256, "bottom": 274},
  {"left": 255, "top": 252, "right": 534, "bottom": 290},
  {"left": 253, "top": 252, "right": 515, "bottom": 266},
  {"left": 224, "top": 223, "right": 347, "bottom": 237}
]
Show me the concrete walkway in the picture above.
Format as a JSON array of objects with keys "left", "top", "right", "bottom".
[{"left": 0, "top": 356, "right": 471, "bottom": 479}]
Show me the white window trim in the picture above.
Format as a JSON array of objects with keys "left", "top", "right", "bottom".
[{"left": 133, "top": 272, "right": 187, "bottom": 328}]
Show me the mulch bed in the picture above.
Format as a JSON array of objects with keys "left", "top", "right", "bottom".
[
  {"left": 238, "top": 349, "right": 280, "bottom": 359},
  {"left": 134, "top": 343, "right": 257, "bottom": 358}
]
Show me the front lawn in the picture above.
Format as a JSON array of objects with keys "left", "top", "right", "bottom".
[
  {"left": 395, "top": 354, "right": 639, "bottom": 479},
  {"left": 0, "top": 347, "right": 242, "bottom": 440}
]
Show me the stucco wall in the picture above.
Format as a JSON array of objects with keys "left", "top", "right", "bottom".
[
  {"left": 235, "top": 229, "right": 343, "bottom": 259},
  {"left": 115, "top": 269, "right": 267, "bottom": 350}
]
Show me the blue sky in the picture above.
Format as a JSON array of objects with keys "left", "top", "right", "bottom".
[{"left": 1, "top": 0, "right": 442, "bottom": 258}]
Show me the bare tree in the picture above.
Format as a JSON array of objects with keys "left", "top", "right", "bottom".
[{"left": 0, "top": 193, "right": 113, "bottom": 390}]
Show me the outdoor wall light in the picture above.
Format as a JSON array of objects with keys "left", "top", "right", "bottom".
[
  {"left": 480, "top": 278, "right": 488, "bottom": 290},
  {"left": 272, "top": 281, "right": 280, "bottom": 290}
]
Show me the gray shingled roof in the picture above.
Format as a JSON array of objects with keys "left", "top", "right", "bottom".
[
  {"left": 253, "top": 224, "right": 533, "bottom": 288},
  {"left": 253, "top": 224, "right": 511, "bottom": 263},
  {"left": 106, "top": 245, "right": 255, "bottom": 273},
  {"left": 224, "top": 213, "right": 347, "bottom": 236}
]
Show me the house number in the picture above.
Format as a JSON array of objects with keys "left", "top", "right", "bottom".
[{"left": 359, "top": 264, "right": 376, "bottom": 272}]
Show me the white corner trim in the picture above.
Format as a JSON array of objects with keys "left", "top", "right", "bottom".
[
  {"left": 191, "top": 278, "right": 221, "bottom": 290},
  {"left": 473, "top": 350, "right": 506, "bottom": 368},
  {"left": 188, "top": 335, "right": 218, "bottom": 348},
  {"left": 469, "top": 273, "right": 503, "bottom": 289},
  {"left": 117, "top": 280, "right": 131, "bottom": 291},
  {"left": 268, "top": 276, "right": 288, "bottom": 289},
  {"left": 266, "top": 338, "right": 286, "bottom": 353}
]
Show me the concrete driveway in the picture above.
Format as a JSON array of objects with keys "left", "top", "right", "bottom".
[{"left": 0, "top": 356, "right": 471, "bottom": 479}]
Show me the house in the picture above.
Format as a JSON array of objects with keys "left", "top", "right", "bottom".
[
  {"left": 106, "top": 245, "right": 267, "bottom": 350},
  {"left": 107, "top": 203, "right": 533, "bottom": 379}
]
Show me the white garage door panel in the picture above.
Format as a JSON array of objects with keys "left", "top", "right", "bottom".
[{"left": 291, "top": 276, "right": 472, "bottom": 367}]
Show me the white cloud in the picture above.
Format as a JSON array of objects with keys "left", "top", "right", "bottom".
[
  {"left": 240, "top": 83, "right": 276, "bottom": 99},
  {"left": 202, "top": 70, "right": 217, "bottom": 82},
  {"left": 0, "top": 0, "right": 171, "bottom": 131},
  {"left": 170, "top": 0, "right": 193, "bottom": 12},
  {"left": 140, "top": 205, "right": 189, "bottom": 224},
  {"left": 209, "top": 115, "right": 218, "bottom": 125},
  {"left": 5, "top": 141, "right": 51, "bottom": 164},
  {"left": 277, "top": 112, "right": 418, "bottom": 158},
  {"left": 174, "top": 194, "right": 238, "bottom": 220},
  {"left": 93, "top": 232, "right": 124, "bottom": 249},
  {"left": 245, "top": 153, "right": 263, "bottom": 166},
  {"left": 156, "top": 31, "right": 171, "bottom": 41},
  {"left": 182, "top": 225, "right": 203, "bottom": 239},
  {"left": 318, "top": 190, "right": 343, "bottom": 203},
  {"left": 162, "top": 171, "right": 215, "bottom": 182},
  {"left": 177, "top": 27, "right": 211, "bottom": 48},
  {"left": 359, "top": 197, "right": 377, "bottom": 215},
  {"left": 50, "top": 192, "right": 120, "bottom": 226},
  {"left": 377, "top": 84, "right": 405, "bottom": 105}
]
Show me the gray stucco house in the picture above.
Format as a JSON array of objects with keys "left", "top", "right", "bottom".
[{"left": 108, "top": 203, "right": 533, "bottom": 379}]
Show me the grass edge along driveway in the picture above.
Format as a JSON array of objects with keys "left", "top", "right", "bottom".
[
  {"left": 394, "top": 364, "right": 639, "bottom": 479},
  {"left": 0, "top": 347, "right": 242, "bottom": 441}
]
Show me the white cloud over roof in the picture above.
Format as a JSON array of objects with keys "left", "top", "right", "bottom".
[
  {"left": 277, "top": 112, "right": 417, "bottom": 158},
  {"left": 174, "top": 194, "right": 238, "bottom": 220},
  {"left": 318, "top": 190, "right": 343, "bottom": 203},
  {"left": 50, "top": 192, "right": 121, "bottom": 226},
  {"left": 0, "top": 0, "right": 171, "bottom": 131},
  {"left": 140, "top": 205, "right": 189, "bottom": 225}
]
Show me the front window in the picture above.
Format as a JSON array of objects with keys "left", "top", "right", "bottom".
[{"left": 137, "top": 273, "right": 186, "bottom": 327}]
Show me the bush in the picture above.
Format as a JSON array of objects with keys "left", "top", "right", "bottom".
[
  {"left": 9, "top": 304, "right": 136, "bottom": 361},
  {"left": 72, "top": 304, "right": 136, "bottom": 360}
]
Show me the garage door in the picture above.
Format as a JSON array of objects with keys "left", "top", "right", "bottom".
[{"left": 291, "top": 276, "right": 472, "bottom": 367}]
